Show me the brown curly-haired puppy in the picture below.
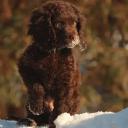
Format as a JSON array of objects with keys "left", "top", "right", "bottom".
[{"left": 18, "top": 0, "right": 86, "bottom": 127}]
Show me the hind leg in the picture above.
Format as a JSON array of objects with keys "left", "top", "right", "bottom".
[
  {"left": 17, "top": 118, "right": 37, "bottom": 127},
  {"left": 27, "top": 110, "right": 51, "bottom": 126}
]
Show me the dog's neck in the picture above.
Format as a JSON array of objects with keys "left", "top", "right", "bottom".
[{"left": 33, "top": 42, "right": 74, "bottom": 55}]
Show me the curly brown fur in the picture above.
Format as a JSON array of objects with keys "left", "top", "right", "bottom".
[{"left": 18, "top": 0, "right": 86, "bottom": 127}]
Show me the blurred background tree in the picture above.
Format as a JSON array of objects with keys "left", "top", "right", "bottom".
[{"left": 0, "top": 0, "right": 128, "bottom": 119}]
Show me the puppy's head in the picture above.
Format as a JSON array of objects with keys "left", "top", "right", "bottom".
[{"left": 28, "top": 1, "right": 87, "bottom": 51}]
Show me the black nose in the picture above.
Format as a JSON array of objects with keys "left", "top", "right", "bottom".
[
  {"left": 64, "top": 31, "right": 74, "bottom": 40},
  {"left": 68, "top": 34, "right": 74, "bottom": 40}
]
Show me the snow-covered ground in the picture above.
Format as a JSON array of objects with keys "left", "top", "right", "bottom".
[{"left": 0, "top": 107, "right": 128, "bottom": 128}]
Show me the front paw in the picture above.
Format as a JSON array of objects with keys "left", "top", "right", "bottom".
[
  {"left": 28, "top": 84, "right": 45, "bottom": 115},
  {"left": 27, "top": 101, "right": 44, "bottom": 115},
  {"left": 17, "top": 118, "right": 37, "bottom": 127}
]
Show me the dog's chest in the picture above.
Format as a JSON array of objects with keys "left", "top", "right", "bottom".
[
  {"left": 26, "top": 50, "right": 77, "bottom": 86},
  {"left": 38, "top": 53, "right": 58, "bottom": 73}
]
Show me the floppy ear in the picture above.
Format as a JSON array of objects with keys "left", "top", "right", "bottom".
[
  {"left": 28, "top": 9, "right": 56, "bottom": 45},
  {"left": 72, "top": 5, "right": 87, "bottom": 51},
  {"left": 28, "top": 9, "right": 42, "bottom": 36},
  {"left": 77, "top": 14, "right": 87, "bottom": 51}
]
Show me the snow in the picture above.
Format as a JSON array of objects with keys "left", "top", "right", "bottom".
[
  {"left": 0, "top": 120, "right": 17, "bottom": 128},
  {"left": 1, "top": 107, "right": 128, "bottom": 128}
]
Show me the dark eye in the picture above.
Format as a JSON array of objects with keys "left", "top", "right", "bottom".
[{"left": 56, "top": 22, "right": 63, "bottom": 29}]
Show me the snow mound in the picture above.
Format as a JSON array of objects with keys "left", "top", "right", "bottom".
[
  {"left": 0, "top": 120, "right": 17, "bottom": 128},
  {"left": 55, "top": 107, "right": 128, "bottom": 128},
  {"left": 0, "top": 107, "right": 128, "bottom": 128}
]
